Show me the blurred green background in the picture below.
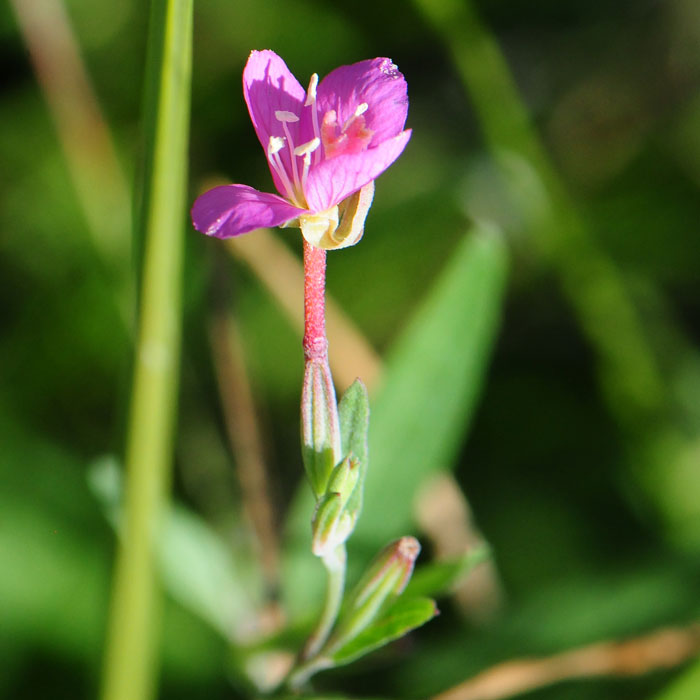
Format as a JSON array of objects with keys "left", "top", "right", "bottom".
[{"left": 2, "top": 0, "right": 700, "bottom": 699}]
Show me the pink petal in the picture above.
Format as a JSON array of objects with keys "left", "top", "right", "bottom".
[
  {"left": 304, "top": 129, "right": 411, "bottom": 212},
  {"left": 191, "top": 184, "right": 305, "bottom": 238},
  {"left": 243, "top": 50, "right": 309, "bottom": 196},
  {"left": 316, "top": 58, "right": 409, "bottom": 148}
]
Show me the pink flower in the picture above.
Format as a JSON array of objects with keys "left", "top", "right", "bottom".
[{"left": 191, "top": 50, "right": 411, "bottom": 249}]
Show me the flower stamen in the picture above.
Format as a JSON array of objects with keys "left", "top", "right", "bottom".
[
  {"left": 305, "top": 73, "right": 322, "bottom": 164},
  {"left": 304, "top": 74, "right": 318, "bottom": 107},
  {"left": 274, "top": 110, "right": 300, "bottom": 123},
  {"left": 354, "top": 102, "right": 368, "bottom": 117},
  {"left": 275, "top": 110, "right": 303, "bottom": 200},
  {"left": 268, "top": 135, "right": 285, "bottom": 154},
  {"left": 267, "top": 135, "right": 298, "bottom": 203},
  {"left": 293, "top": 137, "right": 321, "bottom": 158},
  {"left": 294, "top": 137, "right": 321, "bottom": 192}
]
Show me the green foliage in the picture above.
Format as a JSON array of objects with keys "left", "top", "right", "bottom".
[
  {"left": 405, "top": 546, "right": 490, "bottom": 599},
  {"left": 331, "top": 596, "right": 437, "bottom": 666},
  {"left": 358, "top": 226, "right": 508, "bottom": 544},
  {"left": 338, "top": 379, "right": 370, "bottom": 521},
  {"left": 654, "top": 661, "right": 700, "bottom": 700}
]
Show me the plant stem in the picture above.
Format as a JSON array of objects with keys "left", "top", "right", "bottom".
[
  {"left": 289, "top": 544, "right": 346, "bottom": 689},
  {"left": 100, "top": 1, "right": 192, "bottom": 699},
  {"left": 288, "top": 241, "right": 347, "bottom": 690},
  {"left": 305, "top": 544, "right": 347, "bottom": 660},
  {"left": 303, "top": 239, "right": 328, "bottom": 363}
]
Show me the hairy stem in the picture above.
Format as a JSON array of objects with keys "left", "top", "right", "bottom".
[{"left": 303, "top": 239, "right": 328, "bottom": 362}]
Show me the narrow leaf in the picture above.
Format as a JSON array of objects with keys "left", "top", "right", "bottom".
[
  {"left": 404, "top": 546, "right": 491, "bottom": 599},
  {"left": 331, "top": 596, "right": 438, "bottom": 666},
  {"left": 88, "top": 458, "right": 261, "bottom": 642},
  {"left": 338, "top": 379, "right": 370, "bottom": 518},
  {"left": 356, "top": 226, "right": 507, "bottom": 546}
]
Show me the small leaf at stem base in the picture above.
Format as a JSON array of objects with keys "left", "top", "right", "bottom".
[{"left": 330, "top": 596, "right": 438, "bottom": 666}]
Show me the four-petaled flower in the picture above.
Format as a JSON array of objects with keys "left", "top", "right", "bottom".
[{"left": 191, "top": 50, "right": 411, "bottom": 249}]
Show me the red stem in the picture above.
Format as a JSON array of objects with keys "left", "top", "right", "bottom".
[{"left": 303, "top": 239, "right": 328, "bottom": 362}]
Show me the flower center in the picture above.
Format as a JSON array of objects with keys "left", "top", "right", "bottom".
[
  {"left": 320, "top": 103, "right": 373, "bottom": 159},
  {"left": 265, "top": 73, "right": 374, "bottom": 209}
]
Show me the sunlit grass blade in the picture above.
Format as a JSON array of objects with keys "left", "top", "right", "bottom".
[{"left": 100, "top": 1, "right": 192, "bottom": 700}]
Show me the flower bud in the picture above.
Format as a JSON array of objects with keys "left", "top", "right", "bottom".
[
  {"left": 326, "top": 455, "right": 360, "bottom": 506},
  {"left": 328, "top": 537, "right": 421, "bottom": 651},
  {"left": 311, "top": 492, "right": 343, "bottom": 557},
  {"left": 311, "top": 456, "right": 361, "bottom": 557},
  {"left": 301, "top": 358, "right": 342, "bottom": 498}
]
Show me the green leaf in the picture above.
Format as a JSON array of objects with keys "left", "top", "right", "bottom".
[
  {"left": 404, "top": 546, "right": 491, "bottom": 599},
  {"left": 653, "top": 659, "right": 700, "bottom": 700},
  {"left": 330, "top": 596, "right": 438, "bottom": 666},
  {"left": 355, "top": 226, "right": 507, "bottom": 546},
  {"left": 88, "top": 458, "right": 262, "bottom": 642},
  {"left": 338, "top": 379, "right": 370, "bottom": 518},
  {"left": 158, "top": 507, "right": 262, "bottom": 642}
]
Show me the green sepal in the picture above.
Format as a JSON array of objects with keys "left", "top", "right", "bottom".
[
  {"left": 330, "top": 596, "right": 438, "bottom": 666},
  {"left": 404, "top": 545, "right": 491, "bottom": 599},
  {"left": 337, "top": 379, "right": 369, "bottom": 520}
]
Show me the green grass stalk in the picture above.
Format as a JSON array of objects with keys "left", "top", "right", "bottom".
[{"left": 100, "top": 1, "right": 192, "bottom": 699}]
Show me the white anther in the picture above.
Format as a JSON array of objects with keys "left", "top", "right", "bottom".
[
  {"left": 293, "top": 137, "right": 320, "bottom": 157},
  {"left": 267, "top": 135, "right": 286, "bottom": 155},
  {"left": 305, "top": 73, "right": 318, "bottom": 106},
  {"left": 275, "top": 110, "right": 299, "bottom": 123},
  {"left": 354, "top": 102, "right": 368, "bottom": 117}
]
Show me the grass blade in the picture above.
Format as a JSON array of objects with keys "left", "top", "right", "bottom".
[{"left": 100, "top": 1, "right": 192, "bottom": 699}]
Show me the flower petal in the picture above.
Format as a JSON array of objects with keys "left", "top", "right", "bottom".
[
  {"left": 316, "top": 58, "right": 408, "bottom": 148},
  {"left": 191, "top": 184, "right": 305, "bottom": 238},
  {"left": 304, "top": 129, "right": 411, "bottom": 212},
  {"left": 243, "top": 50, "right": 308, "bottom": 196}
]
